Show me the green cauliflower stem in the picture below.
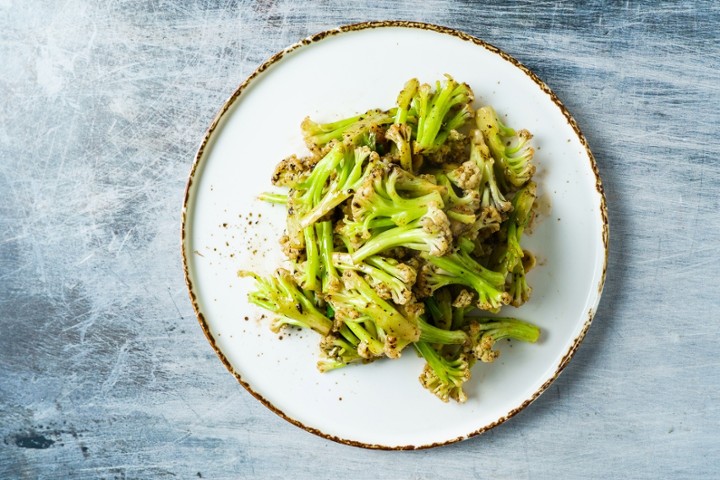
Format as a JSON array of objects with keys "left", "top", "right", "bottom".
[
  {"left": 299, "top": 223, "right": 321, "bottom": 291},
  {"left": 467, "top": 318, "right": 541, "bottom": 363},
  {"left": 417, "top": 316, "right": 468, "bottom": 345},
  {"left": 316, "top": 220, "right": 341, "bottom": 294},
  {"left": 424, "top": 288, "right": 453, "bottom": 331},
  {"left": 257, "top": 191, "right": 288, "bottom": 204}
]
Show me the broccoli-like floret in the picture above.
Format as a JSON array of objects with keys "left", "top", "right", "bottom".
[
  {"left": 470, "top": 129, "right": 511, "bottom": 214},
  {"left": 284, "top": 144, "right": 346, "bottom": 250},
  {"left": 453, "top": 287, "right": 474, "bottom": 306},
  {"left": 326, "top": 271, "right": 420, "bottom": 357},
  {"left": 351, "top": 164, "right": 445, "bottom": 230},
  {"left": 469, "top": 206, "right": 504, "bottom": 241},
  {"left": 415, "top": 340, "right": 472, "bottom": 403},
  {"left": 317, "top": 314, "right": 390, "bottom": 371},
  {"left": 422, "top": 130, "right": 469, "bottom": 166},
  {"left": 387, "top": 79, "right": 421, "bottom": 172},
  {"left": 413, "top": 75, "right": 474, "bottom": 154},
  {"left": 508, "top": 265, "right": 531, "bottom": 307},
  {"left": 279, "top": 233, "right": 304, "bottom": 262},
  {"left": 299, "top": 146, "right": 376, "bottom": 228},
  {"left": 238, "top": 269, "right": 332, "bottom": 335},
  {"left": 504, "top": 181, "right": 536, "bottom": 273},
  {"left": 394, "top": 78, "right": 419, "bottom": 125},
  {"left": 295, "top": 143, "right": 346, "bottom": 207},
  {"left": 417, "top": 249, "right": 510, "bottom": 312},
  {"left": 271, "top": 154, "right": 317, "bottom": 187},
  {"left": 332, "top": 252, "right": 415, "bottom": 305},
  {"left": 302, "top": 109, "right": 394, "bottom": 153},
  {"left": 386, "top": 123, "right": 414, "bottom": 173},
  {"left": 350, "top": 204, "right": 452, "bottom": 262},
  {"left": 283, "top": 198, "right": 305, "bottom": 252},
  {"left": 447, "top": 160, "right": 481, "bottom": 191},
  {"left": 476, "top": 106, "right": 535, "bottom": 188},
  {"left": 435, "top": 172, "right": 480, "bottom": 226},
  {"left": 466, "top": 318, "right": 540, "bottom": 363}
]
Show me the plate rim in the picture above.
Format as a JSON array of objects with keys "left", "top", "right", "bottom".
[{"left": 180, "top": 20, "right": 609, "bottom": 450}]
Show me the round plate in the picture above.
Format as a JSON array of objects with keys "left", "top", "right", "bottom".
[{"left": 182, "top": 21, "right": 608, "bottom": 449}]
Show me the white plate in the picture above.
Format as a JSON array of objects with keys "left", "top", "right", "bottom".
[{"left": 182, "top": 21, "right": 608, "bottom": 449}]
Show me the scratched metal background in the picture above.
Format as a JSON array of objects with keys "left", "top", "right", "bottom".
[{"left": 1, "top": 1, "right": 718, "bottom": 478}]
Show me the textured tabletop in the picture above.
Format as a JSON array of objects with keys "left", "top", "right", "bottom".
[{"left": 1, "top": 1, "right": 719, "bottom": 479}]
